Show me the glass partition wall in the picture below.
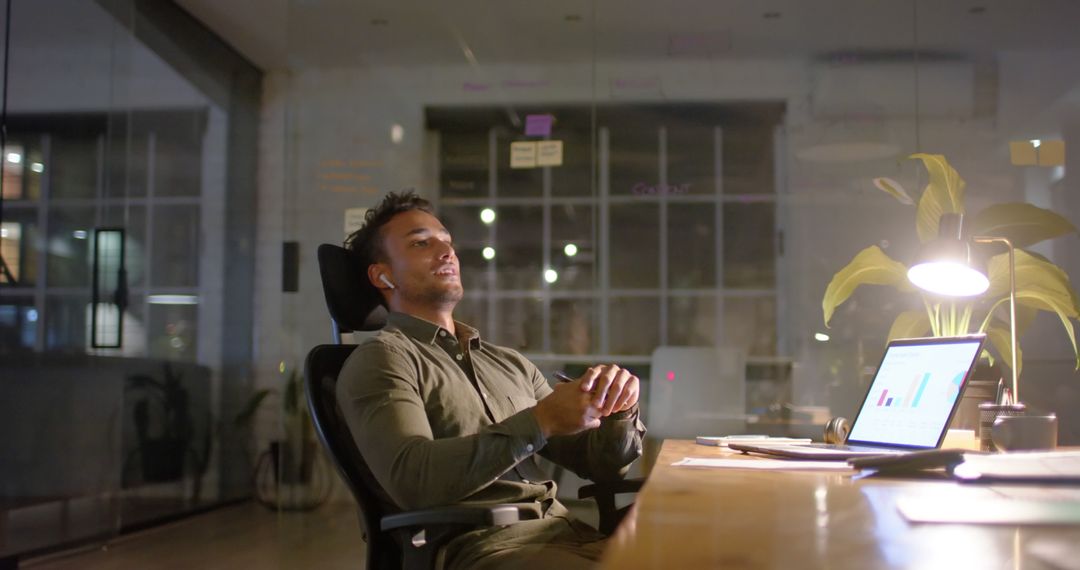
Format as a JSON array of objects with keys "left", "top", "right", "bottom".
[
  {"left": 269, "top": 0, "right": 1080, "bottom": 501},
  {"left": 0, "top": 0, "right": 259, "bottom": 561},
  {"left": 4, "top": 0, "right": 1080, "bottom": 560}
]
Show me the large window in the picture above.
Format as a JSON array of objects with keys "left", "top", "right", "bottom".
[{"left": 430, "top": 104, "right": 784, "bottom": 366}]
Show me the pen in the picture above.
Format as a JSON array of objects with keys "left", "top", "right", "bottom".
[{"left": 554, "top": 371, "right": 574, "bottom": 383}]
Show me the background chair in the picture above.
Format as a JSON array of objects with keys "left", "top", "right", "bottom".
[{"left": 305, "top": 243, "right": 640, "bottom": 568}]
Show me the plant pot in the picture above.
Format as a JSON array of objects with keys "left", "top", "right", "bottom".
[{"left": 269, "top": 440, "right": 317, "bottom": 485}]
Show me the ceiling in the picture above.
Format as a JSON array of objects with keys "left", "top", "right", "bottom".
[{"left": 174, "top": 0, "right": 1080, "bottom": 72}]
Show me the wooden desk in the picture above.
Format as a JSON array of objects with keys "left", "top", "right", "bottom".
[{"left": 600, "top": 439, "right": 1080, "bottom": 569}]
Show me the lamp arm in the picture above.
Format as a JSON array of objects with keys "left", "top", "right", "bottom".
[{"left": 971, "top": 236, "right": 1018, "bottom": 401}]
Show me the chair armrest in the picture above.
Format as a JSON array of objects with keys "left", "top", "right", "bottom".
[
  {"left": 381, "top": 503, "right": 540, "bottom": 532},
  {"left": 577, "top": 477, "right": 645, "bottom": 500}
]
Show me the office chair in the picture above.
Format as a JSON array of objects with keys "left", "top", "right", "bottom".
[{"left": 305, "top": 244, "right": 640, "bottom": 568}]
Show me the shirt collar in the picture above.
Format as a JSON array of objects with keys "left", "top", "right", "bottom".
[{"left": 387, "top": 311, "right": 482, "bottom": 350}]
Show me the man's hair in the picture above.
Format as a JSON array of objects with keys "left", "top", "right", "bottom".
[{"left": 345, "top": 190, "right": 435, "bottom": 266}]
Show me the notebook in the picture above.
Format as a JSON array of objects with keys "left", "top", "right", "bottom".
[{"left": 730, "top": 335, "right": 987, "bottom": 461}]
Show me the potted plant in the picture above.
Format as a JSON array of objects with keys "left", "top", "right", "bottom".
[
  {"left": 124, "top": 362, "right": 213, "bottom": 499},
  {"left": 235, "top": 364, "right": 330, "bottom": 509},
  {"left": 822, "top": 154, "right": 1080, "bottom": 384}
]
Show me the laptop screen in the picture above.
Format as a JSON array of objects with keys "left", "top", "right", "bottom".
[{"left": 846, "top": 336, "right": 985, "bottom": 448}]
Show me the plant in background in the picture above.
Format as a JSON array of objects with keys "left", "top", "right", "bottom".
[{"left": 822, "top": 153, "right": 1080, "bottom": 377}]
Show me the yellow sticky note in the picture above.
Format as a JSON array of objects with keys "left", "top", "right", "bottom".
[
  {"left": 536, "top": 140, "right": 564, "bottom": 167},
  {"left": 510, "top": 141, "right": 537, "bottom": 169},
  {"left": 1009, "top": 141, "right": 1036, "bottom": 166},
  {"left": 1038, "top": 140, "right": 1065, "bottom": 166}
]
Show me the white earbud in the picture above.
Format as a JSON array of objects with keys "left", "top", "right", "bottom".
[{"left": 379, "top": 274, "right": 396, "bottom": 289}]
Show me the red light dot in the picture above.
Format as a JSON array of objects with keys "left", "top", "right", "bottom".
[{"left": 666, "top": 371, "right": 675, "bottom": 382}]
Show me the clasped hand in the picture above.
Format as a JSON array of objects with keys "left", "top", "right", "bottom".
[{"left": 534, "top": 364, "right": 640, "bottom": 438}]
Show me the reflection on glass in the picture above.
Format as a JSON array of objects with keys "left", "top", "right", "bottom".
[
  {"left": 148, "top": 303, "right": 198, "bottom": 361},
  {"left": 609, "top": 297, "right": 659, "bottom": 355},
  {"left": 723, "top": 124, "right": 775, "bottom": 195},
  {"left": 0, "top": 222, "right": 21, "bottom": 284},
  {"left": 103, "top": 207, "right": 147, "bottom": 287},
  {"left": 723, "top": 297, "right": 776, "bottom": 357},
  {"left": 2, "top": 143, "right": 24, "bottom": 200},
  {"left": 610, "top": 204, "right": 658, "bottom": 289},
  {"left": 551, "top": 204, "right": 594, "bottom": 291},
  {"left": 668, "top": 296, "right": 716, "bottom": 346},
  {"left": 552, "top": 299, "right": 596, "bottom": 354},
  {"left": 668, "top": 125, "right": 716, "bottom": 196},
  {"left": 44, "top": 295, "right": 88, "bottom": 351},
  {"left": 551, "top": 123, "right": 593, "bottom": 197},
  {"left": 494, "top": 298, "right": 542, "bottom": 352},
  {"left": 151, "top": 205, "right": 200, "bottom": 287},
  {"left": 494, "top": 206, "right": 542, "bottom": 290},
  {"left": 723, "top": 203, "right": 775, "bottom": 288},
  {"left": 668, "top": 203, "right": 716, "bottom": 288},
  {"left": 51, "top": 135, "right": 100, "bottom": 199},
  {"left": 496, "top": 127, "right": 543, "bottom": 197},
  {"left": 152, "top": 111, "right": 207, "bottom": 198},
  {"left": 439, "top": 130, "right": 488, "bottom": 199},
  {"left": 607, "top": 120, "right": 657, "bottom": 197},
  {"left": 47, "top": 207, "right": 95, "bottom": 287},
  {"left": 0, "top": 297, "right": 37, "bottom": 351}
]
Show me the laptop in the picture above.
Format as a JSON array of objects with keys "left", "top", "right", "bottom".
[{"left": 730, "top": 335, "right": 987, "bottom": 460}]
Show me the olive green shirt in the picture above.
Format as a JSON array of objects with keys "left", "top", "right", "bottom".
[{"left": 337, "top": 311, "right": 645, "bottom": 513}]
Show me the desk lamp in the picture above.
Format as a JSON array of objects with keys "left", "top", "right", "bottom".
[{"left": 907, "top": 212, "right": 1019, "bottom": 400}]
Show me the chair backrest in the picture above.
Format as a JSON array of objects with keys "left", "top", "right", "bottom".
[
  {"left": 317, "top": 243, "right": 387, "bottom": 339},
  {"left": 308, "top": 243, "right": 400, "bottom": 569},
  {"left": 305, "top": 345, "right": 401, "bottom": 570}
]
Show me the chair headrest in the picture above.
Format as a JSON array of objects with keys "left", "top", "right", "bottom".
[{"left": 317, "top": 244, "right": 387, "bottom": 333}]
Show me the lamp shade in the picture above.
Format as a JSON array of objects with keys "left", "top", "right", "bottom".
[{"left": 907, "top": 213, "right": 990, "bottom": 297}]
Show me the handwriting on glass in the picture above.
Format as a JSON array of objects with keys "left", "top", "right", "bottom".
[{"left": 631, "top": 182, "right": 691, "bottom": 196}]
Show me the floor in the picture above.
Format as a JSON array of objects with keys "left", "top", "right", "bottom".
[
  {"left": 21, "top": 499, "right": 603, "bottom": 569},
  {"left": 23, "top": 502, "right": 366, "bottom": 570}
]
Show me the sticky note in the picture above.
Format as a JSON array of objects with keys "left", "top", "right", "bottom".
[
  {"left": 1009, "top": 141, "right": 1036, "bottom": 166},
  {"left": 1038, "top": 140, "right": 1065, "bottom": 166},
  {"left": 536, "top": 140, "right": 563, "bottom": 167},
  {"left": 525, "top": 114, "right": 554, "bottom": 137},
  {"left": 510, "top": 141, "right": 537, "bottom": 169}
]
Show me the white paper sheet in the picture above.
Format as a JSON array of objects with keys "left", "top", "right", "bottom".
[{"left": 672, "top": 457, "right": 854, "bottom": 471}]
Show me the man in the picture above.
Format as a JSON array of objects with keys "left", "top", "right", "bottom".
[{"left": 338, "top": 191, "right": 645, "bottom": 570}]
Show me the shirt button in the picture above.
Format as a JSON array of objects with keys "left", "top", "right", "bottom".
[
  {"left": 439, "top": 330, "right": 447, "bottom": 337},
  {"left": 526, "top": 444, "right": 534, "bottom": 452},
  {"left": 455, "top": 354, "right": 463, "bottom": 361}
]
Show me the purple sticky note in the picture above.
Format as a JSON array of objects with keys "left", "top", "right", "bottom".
[{"left": 525, "top": 114, "right": 554, "bottom": 137}]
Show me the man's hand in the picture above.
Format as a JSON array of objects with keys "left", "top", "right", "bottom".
[
  {"left": 580, "top": 364, "right": 640, "bottom": 417},
  {"left": 533, "top": 380, "right": 602, "bottom": 438}
]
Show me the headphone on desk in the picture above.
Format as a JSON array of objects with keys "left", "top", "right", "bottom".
[{"left": 824, "top": 416, "right": 851, "bottom": 444}]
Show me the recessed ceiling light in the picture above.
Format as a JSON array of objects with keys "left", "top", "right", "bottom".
[
  {"left": 370, "top": 18, "right": 388, "bottom": 26},
  {"left": 762, "top": 11, "right": 781, "bottom": 19},
  {"left": 564, "top": 14, "right": 582, "bottom": 22}
]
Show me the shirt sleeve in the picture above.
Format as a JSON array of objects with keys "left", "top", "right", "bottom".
[
  {"left": 336, "top": 338, "right": 548, "bottom": 510},
  {"left": 527, "top": 363, "right": 646, "bottom": 482}
]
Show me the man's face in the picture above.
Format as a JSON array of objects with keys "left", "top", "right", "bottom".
[{"left": 378, "top": 209, "right": 463, "bottom": 308}]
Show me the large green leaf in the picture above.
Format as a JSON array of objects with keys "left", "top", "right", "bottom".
[
  {"left": 970, "top": 203, "right": 1078, "bottom": 248},
  {"left": 823, "top": 245, "right": 911, "bottom": 326},
  {"left": 886, "top": 310, "right": 932, "bottom": 343},
  {"left": 983, "top": 250, "right": 1080, "bottom": 368},
  {"left": 873, "top": 177, "right": 915, "bottom": 205},
  {"left": 911, "top": 153, "right": 966, "bottom": 243},
  {"left": 986, "top": 319, "right": 1023, "bottom": 379}
]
